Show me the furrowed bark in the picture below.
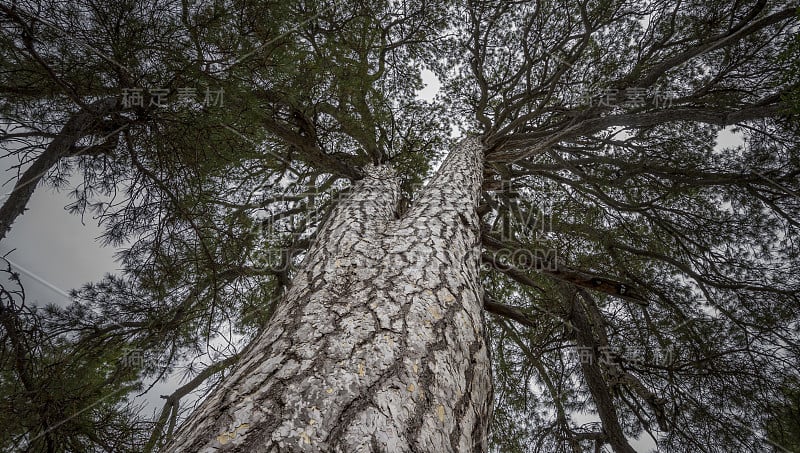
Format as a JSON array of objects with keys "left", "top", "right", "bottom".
[{"left": 165, "top": 137, "right": 491, "bottom": 452}]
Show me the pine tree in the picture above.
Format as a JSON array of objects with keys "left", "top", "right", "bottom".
[{"left": 1, "top": 1, "right": 799, "bottom": 452}]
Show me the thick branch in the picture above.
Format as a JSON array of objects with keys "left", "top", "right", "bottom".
[
  {"left": 482, "top": 234, "right": 648, "bottom": 305},
  {"left": 143, "top": 354, "right": 240, "bottom": 453},
  {"left": 0, "top": 97, "right": 119, "bottom": 241},
  {"left": 483, "top": 294, "right": 537, "bottom": 328},
  {"left": 491, "top": 102, "right": 783, "bottom": 162},
  {"left": 569, "top": 290, "right": 637, "bottom": 453}
]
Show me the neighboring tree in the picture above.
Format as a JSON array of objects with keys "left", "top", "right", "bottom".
[
  {"left": 1, "top": 0, "right": 799, "bottom": 452},
  {"left": 764, "top": 377, "right": 800, "bottom": 452},
  {"left": 0, "top": 0, "right": 174, "bottom": 240},
  {"left": 0, "top": 257, "right": 147, "bottom": 452}
]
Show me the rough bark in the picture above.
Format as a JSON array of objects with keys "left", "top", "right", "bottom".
[{"left": 165, "top": 137, "right": 492, "bottom": 452}]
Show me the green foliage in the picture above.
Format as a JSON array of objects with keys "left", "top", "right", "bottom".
[
  {"left": 764, "top": 378, "right": 800, "bottom": 452},
  {"left": 0, "top": 262, "right": 146, "bottom": 452},
  {"left": 777, "top": 8, "right": 800, "bottom": 128}
]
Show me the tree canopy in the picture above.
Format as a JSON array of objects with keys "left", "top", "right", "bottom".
[{"left": 1, "top": 0, "right": 799, "bottom": 451}]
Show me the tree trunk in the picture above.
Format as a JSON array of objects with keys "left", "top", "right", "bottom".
[{"left": 165, "top": 137, "right": 492, "bottom": 452}]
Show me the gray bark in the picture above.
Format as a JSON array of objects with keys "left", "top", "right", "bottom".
[{"left": 165, "top": 137, "right": 492, "bottom": 452}]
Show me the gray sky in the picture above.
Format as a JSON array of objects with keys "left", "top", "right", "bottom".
[
  {"left": 0, "top": 155, "right": 194, "bottom": 420},
  {"left": 0, "top": 179, "right": 118, "bottom": 307}
]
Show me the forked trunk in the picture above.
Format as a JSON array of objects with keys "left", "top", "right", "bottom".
[{"left": 166, "top": 137, "right": 491, "bottom": 452}]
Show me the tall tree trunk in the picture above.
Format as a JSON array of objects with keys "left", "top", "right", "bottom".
[{"left": 165, "top": 137, "right": 492, "bottom": 452}]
